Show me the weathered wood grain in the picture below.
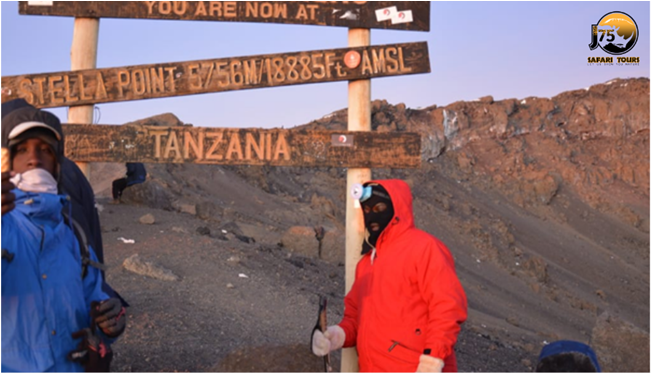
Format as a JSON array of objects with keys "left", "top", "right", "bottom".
[
  {"left": 19, "top": 2, "right": 430, "bottom": 31},
  {"left": 62, "top": 124, "right": 421, "bottom": 168},
  {"left": 2, "top": 42, "right": 430, "bottom": 108}
]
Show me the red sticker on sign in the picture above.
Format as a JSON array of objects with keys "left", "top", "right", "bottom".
[
  {"left": 331, "top": 134, "right": 354, "bottom": 147},
  {"left": 344, "top": 51, "right": 361, "bottom": 69}
]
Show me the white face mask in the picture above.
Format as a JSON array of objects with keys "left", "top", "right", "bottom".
[{"left": 10, "top": 168, "right": 58, "bottom": 195}]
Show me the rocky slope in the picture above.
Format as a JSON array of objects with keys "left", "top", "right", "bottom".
[{"left": 93, "top": 77, "right": 649, "bottom": 372}]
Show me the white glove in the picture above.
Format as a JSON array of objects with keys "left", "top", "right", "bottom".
[
  {"left": 311, "top": 325, "right": 345, "bottom": 357},
  {"left": 416, "top": 354, "right": 444, "bottom": 372}
]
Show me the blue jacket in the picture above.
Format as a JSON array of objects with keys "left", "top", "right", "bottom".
[
  {"left": 126, "top": 163, "right": 146, "bottom": 186},
  {"left": 2, "top": 190, "right": 110, "bottom": 372}
]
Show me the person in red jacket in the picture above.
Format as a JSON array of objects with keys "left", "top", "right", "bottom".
[{"left": 312, "top": 180, "right": 467, "bottom": 372}]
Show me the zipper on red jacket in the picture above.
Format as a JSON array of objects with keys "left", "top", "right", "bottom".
[
  {"left": 388, "top": 340, "right": 420, "bottom": 354},
  {"left": 359, "top": 217, "right": 401, "bottom": 368}
]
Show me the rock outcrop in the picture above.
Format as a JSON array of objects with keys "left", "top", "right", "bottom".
[{"left": 93, "top": 78, "right": 649, "bottom": 373}]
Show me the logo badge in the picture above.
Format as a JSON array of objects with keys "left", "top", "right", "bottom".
[{"left": 589, "top": 11, "right": 638, "bottom": 55}]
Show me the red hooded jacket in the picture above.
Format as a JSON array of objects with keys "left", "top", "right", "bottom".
[{"left": 338, "top": 180, "right": 467, "bottom": 372}]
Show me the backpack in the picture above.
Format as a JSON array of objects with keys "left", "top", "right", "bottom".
[
  {"left": 64, "top": 213, "right": 128, "bottom": 306},
  {"left": 63, "top": 212, "right": 107, "bottom": 279}
]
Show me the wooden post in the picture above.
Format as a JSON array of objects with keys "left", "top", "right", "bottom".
[
  {"left": 68, "top": 17, "right": 99, "bottom": 179},
  {"left": 342, "top": 27, "right": 371, "bottom": 373}
]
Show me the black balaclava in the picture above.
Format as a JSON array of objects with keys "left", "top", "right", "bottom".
[{"left": 361, "top": 184, "right": 394, "bottom": 255}]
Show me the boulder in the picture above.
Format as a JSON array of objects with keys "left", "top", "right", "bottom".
[
  {"left": 172, "top": 200, "right": 197, "bottom": 215},
  {"left": 123, "top": 254, "right": 179, "bottom": 281},
  {"left": 321, "top": 229, "right": 344, "bottom": 264},
  {"left": 523, "top": 256, "right": 548, "bottom": 283},
  {"left": 121, "top": 179, "right": 175, "bottom": 210},
  {"left": 196, "top": 201, "right": 220, "bottom": 221},
  {"left": 280, "top": 226, "right": 318, "bottom": 258},
  {"left": 124, "top": 112, "right": 184, "bottom": 127},
  {"left": 479, "top": 95, "right": 494, "bottom": 104},
  {"left": 139, "top": 214, "right": 155, "bottom": 225}
]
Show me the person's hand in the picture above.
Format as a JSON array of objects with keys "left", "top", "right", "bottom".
[
  {"left": 93, "top": 298, "right": 126, "bottom": 338},
  {"left": 311, "top": 325, "right": 345, "bottom": 357},
  {"left": 1, "top": 171, "right": 16, "bottom": 216},
  {"left": 416, "top": 354, "right": 444, "bottom": 372},
  {"left": 68, "top": 327, "right": 113, "bottom": 371}
]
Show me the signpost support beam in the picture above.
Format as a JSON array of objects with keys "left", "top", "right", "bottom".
[
  {"left": 68, "top": 17, "right": 99, "bottom": 179},
  {"left": 342, "top": 27, "right": 371, "bottom": 373}
]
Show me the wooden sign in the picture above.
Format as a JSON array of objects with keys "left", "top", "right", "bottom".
[
  {"left": 19, "top": 2, "right": 430, "bottom": 31},
  {"left": 62, "top": 124, "right": 421, "bottom": 168},
  {"left": 2, "top": 42, "right": 430, "bottom": 108}
]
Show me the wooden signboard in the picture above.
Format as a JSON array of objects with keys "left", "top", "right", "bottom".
[
  {"left": 62, "top": 124, "right": 421, "bottom": 168},
  {"left": 19, "top": 1, "right": 430, "bottom": 31},
  {"left": 1, "top": 42, "right": 430, "bottom": 108}
]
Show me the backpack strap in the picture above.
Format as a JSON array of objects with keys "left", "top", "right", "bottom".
[{"left": 63, "top": 212, "right": 107, "bottom": 278}]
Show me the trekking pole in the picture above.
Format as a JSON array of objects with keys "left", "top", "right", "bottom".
[{"left": 316, "top": 296, "right": 333, "bottom": 372}]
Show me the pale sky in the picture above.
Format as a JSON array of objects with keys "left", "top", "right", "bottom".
[{"left": 1, "top": 1, "right": 649, "bottom": 128}]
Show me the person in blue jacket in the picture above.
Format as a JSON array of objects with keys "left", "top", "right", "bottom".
[
  {"left": 1, "top": 106, "right": 126, "bottom": 372},
  {"left": 112, "top": 162, "right": 147, "bottom": 203},
  {"left": 2, "top": 99, "right": 106, "bottom": 263}
]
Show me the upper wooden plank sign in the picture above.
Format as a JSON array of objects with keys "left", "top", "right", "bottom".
[
  {"left": 19, "top": 1, "right": 430, "bottom": 31},
  {"left": 1, "top": 42, "right": 429, "bottom": 108}
]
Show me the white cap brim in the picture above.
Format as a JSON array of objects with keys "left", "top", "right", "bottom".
[{"left": 7, "top": 121, "right": 62, "bottom": 141}]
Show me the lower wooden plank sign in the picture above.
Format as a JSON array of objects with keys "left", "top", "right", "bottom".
[
  {"left": 1, "top": 42, "right": 430, "bottom": 108},
  {"left": 62, "top": 124, "right": 421, "bottom": 168}
]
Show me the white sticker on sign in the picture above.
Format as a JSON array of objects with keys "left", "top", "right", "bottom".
[
  {"left": 392, "top": 10, "right": 414, "bottom": 24},
  {"left": 28, "top": 1, "right": 53, "bottom": 5},
  {"left": 375, "top": 6, "right": 397, "bottom": 22}
]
